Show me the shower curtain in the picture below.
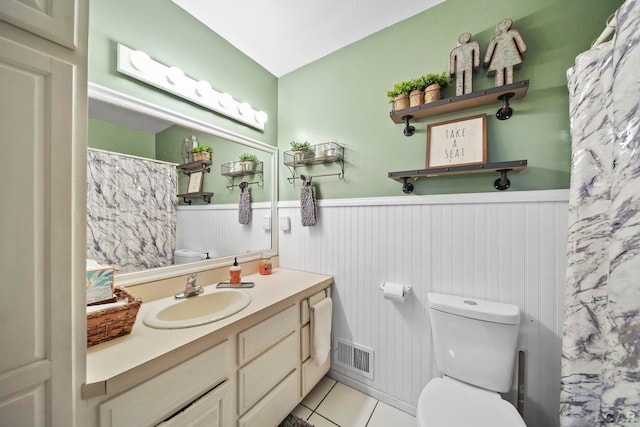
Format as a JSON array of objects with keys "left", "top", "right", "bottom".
[
  {"left": 87, "top": 149, "right": 177, "bottom": 273},
  {"left": 560, "top": 1, "right": 640, "bottom": 426}
]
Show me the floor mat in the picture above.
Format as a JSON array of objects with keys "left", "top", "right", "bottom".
[{"left": 278, "top": 413, "right": 314, "bottom": 427}]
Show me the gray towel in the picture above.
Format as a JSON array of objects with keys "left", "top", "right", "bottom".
[
  {"left": 300, "top": 175, "right": 317, "bottom": 226},
  {"left": 239, "top": 182, "right": 251, "bottom": 224}
]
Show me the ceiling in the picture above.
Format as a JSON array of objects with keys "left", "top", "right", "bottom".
[{"left": 172, "top": 0, "right": 445, "bottom": 77}]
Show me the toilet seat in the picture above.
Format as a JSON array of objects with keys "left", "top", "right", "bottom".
[{"left": 417, "top": 377, "right": 526, "bottom": 427}]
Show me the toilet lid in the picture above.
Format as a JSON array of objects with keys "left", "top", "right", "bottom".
[{"left": 417, "top": 377, "right": 526, "bottom": 427}]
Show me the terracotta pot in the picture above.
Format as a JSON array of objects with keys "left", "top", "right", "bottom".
[
  {"left": 409, "top": 90, "right": 425, "bottom": 107},
  {"left": 392, "top": 94, "right": 410, "bottom": 111},
  {"left": 424, "top": 83, "right": 442, "bottom": 103}
]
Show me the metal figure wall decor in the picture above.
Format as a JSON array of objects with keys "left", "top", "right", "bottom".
[
  {"left": 449, "top": 32, "right": 481, "bottom": 96},
  {"left": 484, "top": 18, "right": 528, "bottom": 87}
]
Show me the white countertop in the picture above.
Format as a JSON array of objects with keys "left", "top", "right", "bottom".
[{"left": 84, "top": 268, "right": 333, "bottom": 398}]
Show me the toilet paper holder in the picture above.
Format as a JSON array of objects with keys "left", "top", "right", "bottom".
[{"left": 379, "top": 281, "right": 412, "bottom": 301}]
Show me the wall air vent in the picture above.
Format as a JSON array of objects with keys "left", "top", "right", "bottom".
[{"left": 334, "top": 338, "right": 374, "bottom": 380}]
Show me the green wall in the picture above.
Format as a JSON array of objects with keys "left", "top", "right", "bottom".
[
  {"left": 277, "top": 0, "right": 622, "bottom": 200},
  {"left": 89, "top": 0, "right": 278, "bottom": 147},
  {"left": 88, "top": 118, "right": 156, "bottom": 158}
]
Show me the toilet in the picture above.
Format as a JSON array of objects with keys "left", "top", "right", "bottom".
[
  {"left": 417, "top": 292, "right": 526, "bottom": 427},
  {"left": 173, "top": 248, "right": 202, "bottom": 264}
]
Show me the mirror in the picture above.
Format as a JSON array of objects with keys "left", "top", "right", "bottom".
[{"left": 87, "top": 83, "right": 277, "bottom": 285}]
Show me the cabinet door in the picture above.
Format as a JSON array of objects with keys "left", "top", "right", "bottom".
[
  {"left": 0, "top": 35, "right": 76, "bottom": 427},
  {"left": 0, "top": 0, "right": 77, "bottom": 48}
]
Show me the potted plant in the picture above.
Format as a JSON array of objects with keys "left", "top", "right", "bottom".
[
  {"left": 422, "top": 72, "right": 451, "bottom": 103},
  {"left": 290, "top": 141, "right": 311, "bottom": 163},
  {"left": 409, "top": 77, "right": 427, "bottom": 107},
  {"left": 190, "top": 145, "right": 213, "bottom": 162},
  {"left": 238, "top": 152, "right": 258, "bottom": 172},
  {"left": 386, "top": 80, "right": 412, "bottom": 111}
]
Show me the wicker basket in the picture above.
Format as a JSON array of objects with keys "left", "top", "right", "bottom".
[{"left": 87, "top": 286, "right": 142, "bottom": 347}]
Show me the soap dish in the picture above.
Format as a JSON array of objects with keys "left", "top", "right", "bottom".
[{"left": 216, "top": 281, "right": 255, "bottom": 288}]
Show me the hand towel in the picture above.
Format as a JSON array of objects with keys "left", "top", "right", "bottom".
[
  {"left": 300, "top": 175, "right": 317, "bottom": 226},
  {"left": 311, "top": 297, "right": 332, "bottom": 366},
  {"left": 238, "top": 182, "right": 251, "bottom": 224}
]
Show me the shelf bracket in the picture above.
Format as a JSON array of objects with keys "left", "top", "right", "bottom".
[
  {"left": 402, "top": 115, "right": 415, "bottom": 137},
  {"left": 494, "top": 169, "right": 513, "bottom": 191},
  {"left": 401, "top": 177, "right": 414, "bottom": 194}
]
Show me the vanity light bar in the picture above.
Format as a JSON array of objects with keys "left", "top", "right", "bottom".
[{"left": 116, "top": 43, "right": 268, "bottom": 130}]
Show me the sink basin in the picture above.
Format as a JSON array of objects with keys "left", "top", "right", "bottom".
[{"left": 143, "top": 290, "right": 251, "bottom": 329}]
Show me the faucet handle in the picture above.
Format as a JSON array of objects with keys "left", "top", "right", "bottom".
[{"left": 187, "top": 273, "right": 199, "bottom": 286}]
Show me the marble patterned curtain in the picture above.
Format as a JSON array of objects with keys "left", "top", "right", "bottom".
[
  {"left": 560, "top": 1, "right": 640, "bottom": 425},
  {"left": 87, "top": 149, "right": 177, "bottom": 274}
]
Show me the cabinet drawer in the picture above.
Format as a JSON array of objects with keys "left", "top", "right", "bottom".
[
  {"left": 238, "top": 332, "right": 298, "bottom": 414},
  {"left": 99, "top": 340, "right": 230, "bottom": 427},
  {"left": 302, "top": 354, "right": 331, "bottom": 397},
  {"left": 238, "top": 304, "right": 297, "bottom": 366},
  {"left": 156, "top": 380, "right": 231, "bottom": 427},
  {"left": 238, "top": 370, "right": 299, "bottom": 427}
]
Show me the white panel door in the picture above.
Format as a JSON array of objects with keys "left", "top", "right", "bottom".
[
  {"left": 0, "top": 0, "right": 76, "bottom": 48},
  {"left": 0, "top": 35, "right": 75, "bottom": 427}
]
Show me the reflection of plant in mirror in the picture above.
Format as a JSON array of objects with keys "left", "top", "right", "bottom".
[
  {"left": 190, "top": 145, "right": 213, "bottom": 154},
  {"left": 290, "top": 141, "right": 311, "bottom": 151},
  {"left": 239, "top": 153, "right": 258, "bottom": 163}
]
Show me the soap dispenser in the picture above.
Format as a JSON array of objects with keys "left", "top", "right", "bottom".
[{"left": 230, "top": 257, "right": 241, "bottom": 285}]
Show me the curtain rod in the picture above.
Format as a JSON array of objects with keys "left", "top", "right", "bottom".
[{"left": 592, "top": 11, "right": 617, "bottom": 47}]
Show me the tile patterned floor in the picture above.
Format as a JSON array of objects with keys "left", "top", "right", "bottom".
[{"left": 292, "top": 377, "right": 416, "bottom": 427}]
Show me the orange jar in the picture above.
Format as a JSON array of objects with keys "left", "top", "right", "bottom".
[{"left": 259, "top": 252, "right": 272, "bottom": 275}]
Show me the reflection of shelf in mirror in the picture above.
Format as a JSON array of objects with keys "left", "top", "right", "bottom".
[
  {"left": 388, "top": 160, "right": 527, "bottom": 193},
  {"left": 221, "top": 161, "right": 263, "bottom": 177},
  {"left": 221, "top": 161, "right": 264, "bottom": 190},
  {"left": 177, "top": 160, "right": 212, "bottom": 175},
  {"left": 178, "top": 192, "right": 213, "bottom": 204}
]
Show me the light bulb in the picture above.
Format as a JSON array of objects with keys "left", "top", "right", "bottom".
[
  {"left": 130, "top": 50, "right": 151, "bottom": 71},
  {"left": 166, "top": 66, "right": 185, "bottom": 85},
  {"left": 195, "top": 80, "right": 211, "bottom": 97},
  {"left": 238, "top": 102, "right": 252, "bottom": 116},
  {"left": 218, "top": 93, "right": 233, "bottom": 108},
  {"left": 255, "top": 111, "right": 268, "bottom": 125}
]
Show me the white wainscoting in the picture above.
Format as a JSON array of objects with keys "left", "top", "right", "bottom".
[
  {"left": 278, "top": 190, "right": 569, "bottom": 427},
  {"left": 177, "top": 202, "right": 271, "bottom": 259}
]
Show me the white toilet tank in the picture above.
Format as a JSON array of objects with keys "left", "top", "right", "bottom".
[{"left": 427, "top": 293, "right": 521, "bottom": 393}]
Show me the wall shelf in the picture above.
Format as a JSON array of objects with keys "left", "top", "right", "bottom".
[
  {"left": 177, "top": 160, "right": 212, "bottom": 203},
  {"left": 221, "top": 161, "right": 264, "bottom": 190},
  {"left": 284, "top": 142, "right": 344, "bottom": 184},
  {"left": 389, "top": 80, "right": 529, "bottom": 124},
  {"left": 388, "top": 160, "right": 527, "bottom": 193},
  {"left": 176, "top": 159, "right": 212, "bottom": 175},
  {"left": 177, "top": 192, "right": 213, "bottom": 204}
]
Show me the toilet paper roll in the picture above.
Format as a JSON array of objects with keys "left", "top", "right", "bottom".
[{"left": 380, "top": 281, "right": 409, "bottom": 302}]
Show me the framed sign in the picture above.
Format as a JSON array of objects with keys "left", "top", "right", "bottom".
[
  {"left": 426, "top": 114, "right": 487, "bottom": 168},
  {"left": 186, "top": 171, "right": 204, "bottom": 193}
]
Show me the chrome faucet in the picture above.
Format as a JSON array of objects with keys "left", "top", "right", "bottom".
[{"left": 175, "top": 273, "right": 205, "bottom": 299}]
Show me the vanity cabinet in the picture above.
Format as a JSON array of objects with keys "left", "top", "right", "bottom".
[
  {"left": 86, "top": 271, "right": 334, "bottom": 427},
  {"left": 98, "top": 340, "right": 233, "bottom": 427}
]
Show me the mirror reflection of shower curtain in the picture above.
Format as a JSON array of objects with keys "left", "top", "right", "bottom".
[
  {"left": 560, "top": 2, "right": 640, "bottom": 426},
  {"left": 87, "top": 149, "right": 177, "bottom": 274}
]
